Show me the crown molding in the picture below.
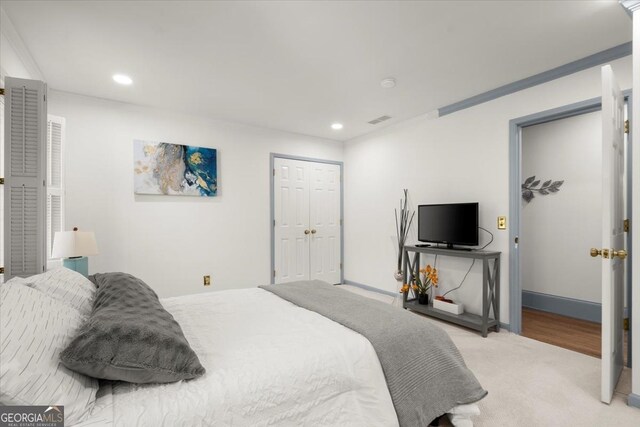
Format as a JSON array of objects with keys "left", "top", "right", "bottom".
[
  {"left": 0, "top": 6, "right": 45, "bottom": 81},
  {"left": 438, "top": 42, "right": 631, "bottom": 117},
  {"left": 620, "top": 0, "right": 640, "bottom": 16}
]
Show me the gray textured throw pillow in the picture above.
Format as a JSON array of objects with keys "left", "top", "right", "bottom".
[{"left": 60, "top": 272, "right": 205, "bottom": 383}]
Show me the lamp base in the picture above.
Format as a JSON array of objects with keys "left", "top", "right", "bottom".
[{"left": 63, "top": 257, "right": 89, "bottom": 276}]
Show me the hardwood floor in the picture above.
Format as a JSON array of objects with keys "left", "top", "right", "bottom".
[
  {"left": 522, "top": 308, "right": 629, "bottom": 363},
  {"left": 522, "top": 308, "right": 602, "bottom": 358}
]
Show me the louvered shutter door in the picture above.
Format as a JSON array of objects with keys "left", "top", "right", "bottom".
[
  {"left": 4, "top": 77, "right": 47, "bottom": 279},
  {"left": 46, "top": 116, "right": 64, "bottom": 265},
  {"left": 0, "top": 86, "right": 4, "bottom": 280}
]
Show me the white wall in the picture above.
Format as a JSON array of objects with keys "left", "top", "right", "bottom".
[
  {"left": 0, "top": 7, "right": 41, "bottom": 81},
  {"left": 48, "top": 90, "right": 342, "bottom": 297},
  {"left": 343, "top": 56, "right": 632, "bottom": 323},
  {"left": 520, "top": 111, "right": 602, "bottom": 303},
  {"left": 0, "top": 32, "right": 32, "bottom": 80}
]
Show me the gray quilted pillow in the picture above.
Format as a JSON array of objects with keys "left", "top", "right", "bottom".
[{"left": 60, "top": 272, "right": 205, "bottom": 383}]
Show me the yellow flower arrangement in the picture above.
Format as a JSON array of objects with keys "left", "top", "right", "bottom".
[{"left": 402, "top": 264, "right": 438, "bottom": 296}]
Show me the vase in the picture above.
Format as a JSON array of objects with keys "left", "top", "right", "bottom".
[
  {"left": 393, "top": 269, "right": 404, "bottom": 281},
  {"left": 392, "top": 278, "right": 404, "bottom": 308},
  {"left": 418, "top": 293, "right": 429, "bottom": 305}
]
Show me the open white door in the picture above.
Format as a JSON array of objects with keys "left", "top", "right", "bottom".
[{"left": 598, "top": 65, "right": 626, "bottom": 404}]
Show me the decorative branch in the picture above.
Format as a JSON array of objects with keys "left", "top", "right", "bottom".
[
  {"left": 395, "top": 189, "right": 414, "bottom": 272},
  {"left": 522, "top": 176, "right": 564, "bottom": 203}
]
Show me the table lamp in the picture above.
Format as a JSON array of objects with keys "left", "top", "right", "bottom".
[{"left": 51, "top": 227, "right": 99, "bottom": 276}]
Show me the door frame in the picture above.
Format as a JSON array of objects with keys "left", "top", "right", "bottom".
[
  {"left": 269, "top": 153, "right": 344, "bottom": 285},
  {"left": 509, "top": 91, "right": 633, "bottom": 365}
]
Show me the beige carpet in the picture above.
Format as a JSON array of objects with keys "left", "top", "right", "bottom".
[{"left": 341, "top": 285, "right": 639, "bottom": 427}]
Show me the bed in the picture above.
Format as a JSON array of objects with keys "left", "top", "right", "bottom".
[{"left": 1, "top": 269, "right": 485, "bottom": 427}]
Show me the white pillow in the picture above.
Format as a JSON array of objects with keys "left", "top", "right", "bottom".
[
  {"left": 4, "top": 275, "right": 28, "bottom": 285},
  {"left": 25, "top": 267, "right": 96, "bottom": 317},
  {"left": 0, "top": 282, "right": 98, "bottom": 424}
]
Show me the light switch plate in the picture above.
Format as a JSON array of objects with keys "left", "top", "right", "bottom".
[
  {"left": 497, "top": 216, "right": 507, "bottom": 230},
  {"left": 203, "top": 275, "right": 211, "bottom": 286}
]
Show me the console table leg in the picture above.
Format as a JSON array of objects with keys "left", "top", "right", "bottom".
[
  {"left": 403, "top": 250, "right": 409, "bottom": 309},
  {"left": 493, "top": 258, "right": 501, "bottom": 332},
  {"left": 482, "top": 259, "right": 488, "bottom": 337}
]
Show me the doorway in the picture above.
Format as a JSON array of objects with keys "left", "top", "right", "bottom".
[
  {"left": 509, "top": 93, "right": 632, "bottom": 366},
  {"left": 270, "top": 154, "right": 343, "bottom": 285},
  {"left": 520, "top": 110, "right": 609, "bottom": 358}
]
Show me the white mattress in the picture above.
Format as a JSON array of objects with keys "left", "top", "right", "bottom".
[{"left": 76, "top": 288, "right": 399, "bottom": 426}]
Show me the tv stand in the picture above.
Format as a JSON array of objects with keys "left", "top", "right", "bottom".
[
  {"left": 441, "top": 244, "right": 473, "bottom": 251},
  {"left": 402, "top": 245, "right": 501, "bottom": 337}
]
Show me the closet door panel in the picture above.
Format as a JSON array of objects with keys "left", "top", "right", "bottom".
[
  {"left": 309, "top": 163, "right": 341, "bottom": 284},
  {"left": 274, "top": 158, "right": 310, "bottom": 283}
]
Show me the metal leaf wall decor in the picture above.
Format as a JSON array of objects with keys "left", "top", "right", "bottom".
[{"left": 522, "top": 176, "right": 564, "bottom": 203}]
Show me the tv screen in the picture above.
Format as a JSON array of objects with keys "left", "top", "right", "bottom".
[{"left": 418, "top": 203, "right": 479, "bottom": 247}]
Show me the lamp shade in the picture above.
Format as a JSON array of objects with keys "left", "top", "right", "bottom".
[{"left": 51, "top": 229, "right": 99, "bottom": 258}]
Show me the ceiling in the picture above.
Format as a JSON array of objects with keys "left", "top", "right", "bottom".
[{"left": 1, "top": 1, "right": 632, "bottom": 141}]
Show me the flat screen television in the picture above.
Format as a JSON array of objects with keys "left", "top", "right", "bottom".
[{"left": 418, "top": 203, "right": 479, "bottom": 248}]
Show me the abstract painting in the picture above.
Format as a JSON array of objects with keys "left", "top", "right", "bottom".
[{"left": 134, "top": 140, "right": 217, "bottom": 196}]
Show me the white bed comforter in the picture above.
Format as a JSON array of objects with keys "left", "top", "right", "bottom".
[{"left": 77, "top": 288, "right": 399, "bottom": 426}]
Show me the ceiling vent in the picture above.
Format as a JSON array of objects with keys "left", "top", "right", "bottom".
[{"left": 368, "top": 115, "right": 392, "bottom": 125}]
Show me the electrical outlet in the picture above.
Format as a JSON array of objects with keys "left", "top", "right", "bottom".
[
  {"left": 497, "top": 216, "right": 507, "bottom": 230},
  {"left": 203, "top": 275, "right": 211, "bottom": 286}
]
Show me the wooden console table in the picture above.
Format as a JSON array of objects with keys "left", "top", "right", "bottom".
[{"left": 402, "top": 245, "right": 501, "bottom": 337}]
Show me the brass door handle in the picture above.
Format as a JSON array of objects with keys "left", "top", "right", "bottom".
[
  {"left": 311, "top": 229, "right": 317, "bottom": 234},
  {"left": 590, "top": 248, "right": 612, "bottom": 259},
  {"left": 612, "top": 249, "right": 627, "bottom": 260},
  {"left": 304, "top": 230, "right": 310, "bottom": 235}
]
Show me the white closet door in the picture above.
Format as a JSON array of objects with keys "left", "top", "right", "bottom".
[
  {"left": 274, "top": 158, "right": 310, "bottom": 284},
  {"left": 309, "top": 162, "right": 341, "bottom": 284},
  {"left": 4, "top": 77, "right": 47, "bottom": 279}
]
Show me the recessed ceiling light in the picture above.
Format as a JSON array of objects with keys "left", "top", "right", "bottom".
[
  {"left": 331, "top": 123, "right": 343, "bottom": 130},
  {"left": 113, "top": 74, "right": 133, "bottom": 85},
  {"left": 381, "top": 78, "right": 396, "bottom": 89}
]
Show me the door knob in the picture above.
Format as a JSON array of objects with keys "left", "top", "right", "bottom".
[
  {"left": 612, "top": 249, "right": 627, "bottom": 260},
  {"left": 311, "top": 229, "right": 317, "bottom": 234},
  {"left": 590, "top": 248, "right": 610, "bottom": 259},
  {"left": 304, "top": 229, "right": 310, "bottom": 235}
]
